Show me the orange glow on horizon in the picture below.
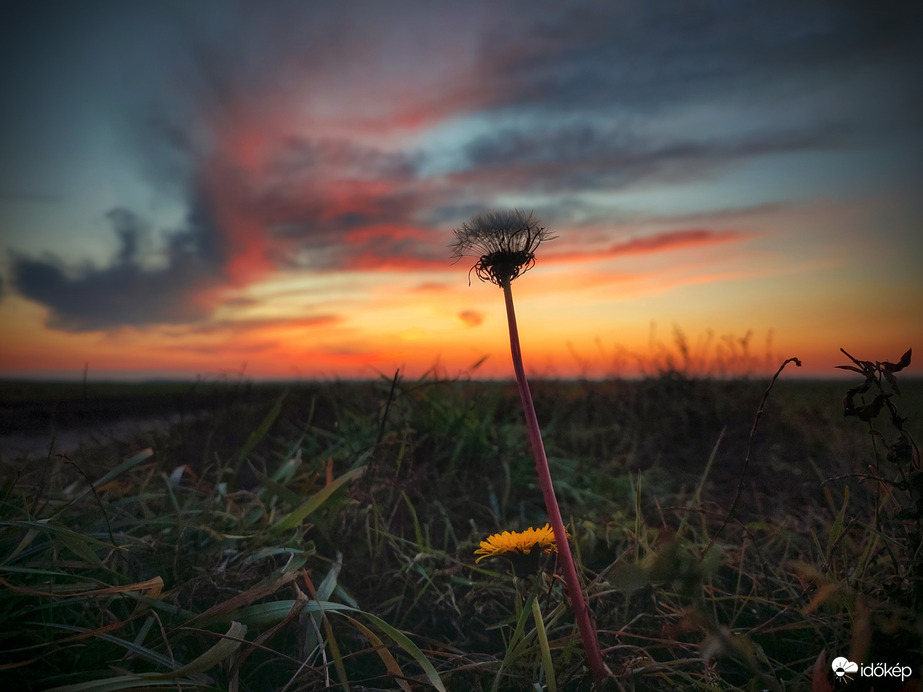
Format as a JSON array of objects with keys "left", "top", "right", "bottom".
[{"left": 2, "top": 279, "right": 915, "bottom": 382}]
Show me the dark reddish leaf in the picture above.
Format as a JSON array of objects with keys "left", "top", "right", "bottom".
[
  {"left": 883, "top": 348, "right": 912, "bottom": 372},
  {"left": 854, "top": 394, "right": 889, "bottom": 422},
  {"left": 887, "top": 437, "right": 913, "bottom": 465},
  {"left": 883, "top": 368, "right": 901, "bottom": 394}
]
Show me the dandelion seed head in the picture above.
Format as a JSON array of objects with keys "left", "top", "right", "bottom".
[{"left": 450, "top": 209, "right": 555, "bottom": 286}]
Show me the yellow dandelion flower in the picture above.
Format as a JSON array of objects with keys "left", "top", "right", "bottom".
[{"left": 474, "top": 524, "right": 561, "bottom": 563}]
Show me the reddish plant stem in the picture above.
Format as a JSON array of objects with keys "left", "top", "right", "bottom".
[{"left": 501, "top": 280, "right": 606, "bottom": 684}]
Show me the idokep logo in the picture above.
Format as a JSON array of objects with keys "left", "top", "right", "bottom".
[
  {"left": 831, "top": 657, "right": 859, "bottom": 683},
  {"left": 831, "top": 656, "right": 914, "bottom": 684}
]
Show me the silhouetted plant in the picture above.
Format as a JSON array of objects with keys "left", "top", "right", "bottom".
[
  {"left": 837, "top": 347, "right": 921, "bottom": 607},
  {"left": 452, "top": 209, "right": 608, "bottom": 684}
]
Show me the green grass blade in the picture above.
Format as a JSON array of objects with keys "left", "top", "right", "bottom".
[
  {"left": 531, "top": 597, "right": 556, "bottom": 692},
  {"left": 341, "top": 614, "right": 412, "bottom": 692},
  {"left": 236, "top": 392, "right": 286, "bottom": 471},
  {"left": 3, "top": 527, "right": 39, "bottom": 564},
  {"left": 44, "top": 676, "right": 209, "bottom": 691},
  {"left": 92, "top": 448, "right": 155, "bottom": 489},
  {"left": 355, "top": 611, "right": 446, "bottom": 692},
  {"left": 270, "top": 466, "right": 365, "bottom": 531},
  {"left": 492, "top": 595, "right": 536, "bottom": 692},
  {"left": 401, "top": 491, "right": 425, "bottom": 549},
  {"left": 245, "top": 601, "right": 445, "bottom": 691},
  {"left": 2, "top": 521, "right": 114, "bottom": 563},
  {"left": 272, "top": 448, "right": 304, "bottom": 483},
  {"left": 303, "top": 553, "right": 343, "bottom": 660},
  {"left": 41, "top": 623, "right": 180, "bottom": 670},
  {"left": 249, "top": 466, "right": 304, "bottom": 507},
  {"left": 146, "top": 621, "right": 247, "bottom": 679}
]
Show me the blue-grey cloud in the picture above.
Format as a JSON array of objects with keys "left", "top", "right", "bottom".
[
  {"left": 480, "top": 3, "right": 923, "bottom": 117},
  {"left": 10, "top": 205, "right": 227, "bottom": 331},
  {"left": 460, "top": 122, "right": 858, "bottom": 195}
]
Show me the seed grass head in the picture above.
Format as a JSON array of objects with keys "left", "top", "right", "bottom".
[{"left": 450, "top": 209, "right": 555, "bottom": 286}]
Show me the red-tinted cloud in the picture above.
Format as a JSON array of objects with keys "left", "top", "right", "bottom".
[
  {"left": 546, "top": 229, "right": 743, "bottom": 264},
  {"left": 458, "top": 310, "right": 484, "bottom": 327},
  {"left": 603, "top": 229, "right": 741, "bottom": 257}
]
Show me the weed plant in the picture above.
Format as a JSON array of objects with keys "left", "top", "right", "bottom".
[{"left": 0, "top": 355, "right": 920, "bottom": 690}]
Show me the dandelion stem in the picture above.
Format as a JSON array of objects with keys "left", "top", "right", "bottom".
[{"left": 501, "top": 278, "right": 607, "bottom": 684}]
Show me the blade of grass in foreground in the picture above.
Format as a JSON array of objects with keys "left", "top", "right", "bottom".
[
  {"left": 236, "top": 392, "right": 285, "bottom": 473},
  {"left": 270, "top": 466, "right": 365, "bottom": 531},
  {"left": 0, "top": 575, "right": 163, "bottom": 598},
  {"left": 491, "top": 595, "right": 536, "bottom": 692},
  {"left": 91, "top": 448, "right": 155, "bottom": 489},
  {"left": 1, "top": 520, "right": 115, "bottom": 566},
  {"left": 342, "top": 614, "right": 413, "bottom": 692},
  {"left": 45, "top": 677, "right": 211, "bottom": 691},
  {"left": 197, "top": 599, "right": 446, "bottom": 691},
  {"left": 146, "top": 621, "right": 247, "bottom": 679},
  {"left": 355, "top": 609, "right": 447, "bottom": 692},
  {"left": 532, "top": 597, "right": 556, "bottom": 692},
  {"left": 43, "top": 621, "right": 246, "bottom": 691}
]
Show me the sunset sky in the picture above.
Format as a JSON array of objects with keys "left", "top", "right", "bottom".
[{"left": 1, "top": 1, "right": 921, "bottom": 380}]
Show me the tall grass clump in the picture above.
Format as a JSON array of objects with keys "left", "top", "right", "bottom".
[{"left": 0, "top": 380, "right": 457, "bottom": 691}]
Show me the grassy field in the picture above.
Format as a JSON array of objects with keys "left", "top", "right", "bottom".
[{"left": 0, "top": 363, "right": 920, "bottom": 690}]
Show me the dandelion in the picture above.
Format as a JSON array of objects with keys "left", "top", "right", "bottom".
[
  {"left": 474, "top": 523, "right": 559, "bottom": 562},
  {"left": 453, "top": 209, "right": 607, "bottom": 683},
  {"left": 450, "top": 209, "right": 556, "bottom": 286},
  {"left": 475, "top": 524, "right": 566, "bottom": 578},
  {"left": 477, "top": 524, "right": 564, "bottom": 687}
]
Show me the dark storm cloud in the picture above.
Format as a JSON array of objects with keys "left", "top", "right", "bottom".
[
  {"left": 443, "top": 2, "right": 922, "bottom": 201},
  {"left": 449, "top": 1, "right": 922, "bottom": 196},
  {"left": 10, "top": 205, "right": 227, "bottom": 331},
  {"left": 482, "top": 2, "right": 923, "bottom": 116}
]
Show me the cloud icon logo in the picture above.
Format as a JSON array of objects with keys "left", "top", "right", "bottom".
[{"left": 831, "top": 657, "right": 859, "bottom": 680}]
